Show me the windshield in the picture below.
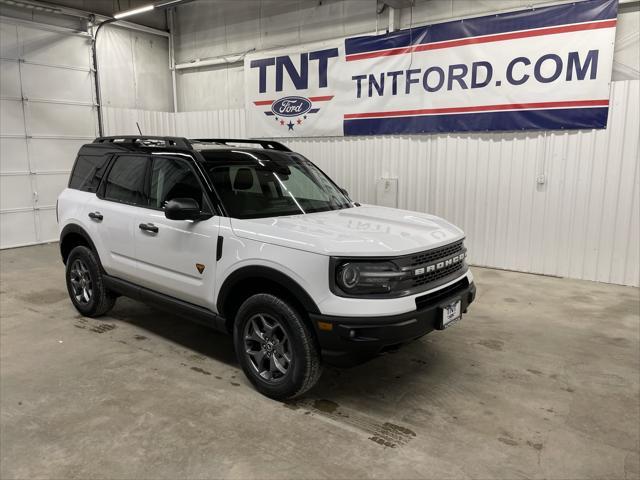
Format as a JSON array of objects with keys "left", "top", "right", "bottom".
[{"left": 202, "top": 150, "right": 352, "bottom": 219}]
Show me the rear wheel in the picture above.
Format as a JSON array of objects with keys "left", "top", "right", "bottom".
[
  {"left": 234, "top": 293, "right": 322, "bottom": 399},
  {"left": 65, "top": 246, "right": 116, "bottom": 317}
]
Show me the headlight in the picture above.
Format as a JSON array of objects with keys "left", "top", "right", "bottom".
[{"left": 334, "top": 261, "right": 407, "bottom": 295}]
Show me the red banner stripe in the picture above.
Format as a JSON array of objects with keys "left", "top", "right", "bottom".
[
  {"left": 345, "top": 19, "right": 617, "bottom": 62},
  {"left": 343, "top": 100, "right": 610, "bottom": 119},
  {"left": 253, "top": 95, "right": 334, "bottom": 107},
  {"left": 308, "top": 95, "right": 334, "bottom": 102}
]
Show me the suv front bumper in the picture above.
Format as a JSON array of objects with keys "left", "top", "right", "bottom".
[{"left": 309, "top": 279, "right": 476, "bottom": 367}]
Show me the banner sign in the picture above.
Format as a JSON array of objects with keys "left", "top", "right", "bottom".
[{"left": 245, "top": 0, "right": 618, "bottom": 137}]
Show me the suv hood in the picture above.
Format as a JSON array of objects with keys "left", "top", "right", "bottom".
[{"left": 229, "top": 205, "right": 464, "bottom": 256}]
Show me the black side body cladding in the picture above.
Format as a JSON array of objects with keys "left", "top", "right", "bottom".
[
  {"left": 103, "top": 275, "right": 226, "bottom": 332},
  {"left": 59, "top": 224, "right": 98, "bottom": 264},
  {"left": 216, "top": 266, "right": 320, "bottom": 316}
]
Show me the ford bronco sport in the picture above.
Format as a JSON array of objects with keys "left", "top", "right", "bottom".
[{"left": 58, "top": 136, "right": 476, "bottom": 399}]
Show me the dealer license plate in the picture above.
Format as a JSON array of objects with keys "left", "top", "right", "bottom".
[{"left": 441, "top": 300, "right": 462, "bottom": 328}]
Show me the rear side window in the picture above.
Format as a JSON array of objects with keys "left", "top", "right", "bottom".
[
  {"left": 103, "top": 155, "right": 149, "bottom": 206},
  {"left": 68, "top": 155, "right": 110, "bottom": 192}
]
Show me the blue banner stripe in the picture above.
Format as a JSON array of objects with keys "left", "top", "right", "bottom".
[
  {"left": 343, "top": 108, "right": 609, "bottom": 136},
  {"left": 345, "top": 0, "right": 617, "bottom": 56}
]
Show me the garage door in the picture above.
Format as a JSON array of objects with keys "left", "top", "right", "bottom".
[{"left": 0, "top": 18, "right": 98, "bottom": 249}]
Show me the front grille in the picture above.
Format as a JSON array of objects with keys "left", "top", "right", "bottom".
[
  {"left": 392, "top": 239, "right": 468, "bottom": 295},
  {"left": 409, "top": 240, "right": 464, "bottom": 267},
  {"left": 412, "top": 260, "right": 465, "bottom": 287}
]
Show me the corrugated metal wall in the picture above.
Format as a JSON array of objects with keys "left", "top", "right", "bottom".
[{"left": 103, "top": 80, "right": 640, "bottom": 287}]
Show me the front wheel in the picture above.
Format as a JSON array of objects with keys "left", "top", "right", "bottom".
[{"left": 233, "top": 293, "right": 322, "bottom": 400}]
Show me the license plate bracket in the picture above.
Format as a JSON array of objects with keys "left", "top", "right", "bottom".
[{"left": 438, "top": 299, "right": 462, "bottom": 329}]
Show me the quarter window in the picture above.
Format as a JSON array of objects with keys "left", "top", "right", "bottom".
[
  {"left": 103, "top": 155, "right": 148, "bottom": 205},
  {"left": 69, "top": 155, "right": 110, "bottom": 192}
]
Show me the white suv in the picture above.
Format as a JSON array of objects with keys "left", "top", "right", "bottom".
[{"left": 58, "top": 136, "right": 476, "bottom": 399}]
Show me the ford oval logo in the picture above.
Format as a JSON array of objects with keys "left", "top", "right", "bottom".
[{"left": 271, "top": 96, "right": 312, "bottom": 117}]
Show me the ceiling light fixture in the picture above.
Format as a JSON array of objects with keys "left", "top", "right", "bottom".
[
  {"left": 113, "top": 4, "right": 154, "bottom": 19},
  {"left": 155, "top": 0, "right": 185, "bottom": 7}
]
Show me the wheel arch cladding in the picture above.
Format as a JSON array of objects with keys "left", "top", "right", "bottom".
[
  {"left": 217, "top": 266, "right": 320, "bottom": 332},
  {"left": 60, "top": 224, "right": 98, "bottom": 264}
]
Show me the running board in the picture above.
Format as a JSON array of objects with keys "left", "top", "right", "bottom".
[{"left": 103, "top": 275, "right": 226, "bottom": 333}]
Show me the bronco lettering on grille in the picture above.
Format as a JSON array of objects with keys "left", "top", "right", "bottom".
[{"left": 414, "top": 252, "right": 466, "bottom": 276}]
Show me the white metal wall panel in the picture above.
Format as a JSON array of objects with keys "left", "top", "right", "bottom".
[
  {"left": 0, "top": 137, "right": 28, "bottom": 172},
  {"left": 21, "top": 64, "right": 94, "bottom": 103},
  {"left": 175, "top": 109, "right": 245, "bottom": 138},
  {"left": 0, "top": 99, "right": 25, "bottom": 135},
  {"left": 0, "top": 212, "right": 37, "bottom": 248},
  {"left": 0, "top": 18, "right": 97, "bottom": 249},
  {"left": 102, "top": 107, "right": 176, "bottom": 136},
  {"left": 28, "top": 138, "right": 84, "bottom": 173},
  {"left": 0, "top": 59, "right": 21, "bottom": 98},
  {"left": 0, "top": 21, "right": 19, "bottom": 58},
  {"left": 98, "top": 25, "right": 172, "bottom": 111},
  {"left": 18, "top": 24, "right": 91, "bottom": 68},
  {"left": 100, "top": 80, "right": 639, "bottom": 286}
]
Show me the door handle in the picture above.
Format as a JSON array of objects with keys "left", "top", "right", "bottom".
[
  {"left": 88, "top": 211, "right": 103, "bottom": 221},
  {"left": 138, "top": 223, "right": 158, "bottom": 233}
]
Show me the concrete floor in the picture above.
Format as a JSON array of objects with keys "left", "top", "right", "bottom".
[{"left": 0, "top": 244, "right": 638, "bottom": 480}]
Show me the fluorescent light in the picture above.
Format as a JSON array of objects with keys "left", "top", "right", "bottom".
[
  {"left": 155, "top": 0, "right": 184, "bottom": 6},
  {"left": 113, "top": 4, "right": 154, "bottom": 19}
]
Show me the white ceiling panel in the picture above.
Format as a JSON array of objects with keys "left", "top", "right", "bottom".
[
  {"left": 0, "top": 99, "right": 26, "bottom": 136},
  {"left": 21, "top": 64, "right": 94, "bottom": 103},
  {"left": 27, "top": 102, "right": 96, "bottom": 137}
]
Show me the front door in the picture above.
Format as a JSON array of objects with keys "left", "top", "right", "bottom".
[{"left": 134, "top": 156, "right": 219, "bottom": 309}]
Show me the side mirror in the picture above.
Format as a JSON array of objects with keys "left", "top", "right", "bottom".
[
  {"left": 164, "top": 198, "right": 211, "bottom": 221},
  {"left": 340, "top": 188, "right": 350, "bottom": 198}
]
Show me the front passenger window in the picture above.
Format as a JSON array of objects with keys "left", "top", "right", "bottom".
[{"left": 149, "top": 157, "right": 207, "bottom": 211}]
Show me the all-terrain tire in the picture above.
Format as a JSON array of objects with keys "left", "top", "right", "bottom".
[
  {"left": 65, "top": 245, "right": 116, "bottom": 317},
  {"left": 234, "top": 293, "right": 322, "bottom": 400}
]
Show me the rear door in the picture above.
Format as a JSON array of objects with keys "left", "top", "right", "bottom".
[
  {"left": 90, "top": 154, "right": 150, "bottom": 282},
  {"left": 134, "top": 156, "right": 219, "bottom": 309}
]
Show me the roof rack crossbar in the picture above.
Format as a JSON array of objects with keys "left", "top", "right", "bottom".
[
  {"left": 94, "top": 136, "right": 193, "bottom": 149},
  {"left": 191, "top": 138, "right": 291, "bottom": 152}
]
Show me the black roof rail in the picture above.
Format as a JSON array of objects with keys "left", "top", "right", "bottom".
[
  {"left": 191, "top": 138, "right": 291, "bottom": 152},
  {"left": 93, "top": 136, "right": 193, "bottom": 149}
]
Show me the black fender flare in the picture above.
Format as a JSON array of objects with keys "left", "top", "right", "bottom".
[
  {"left": 217, "top": 265, "right": 320, "bottom": 316},
  {"left": 59, "top": 223, "right": 98, "bottom": 263}
]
